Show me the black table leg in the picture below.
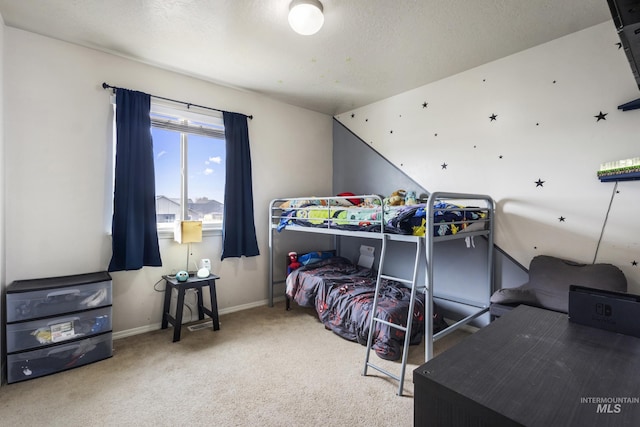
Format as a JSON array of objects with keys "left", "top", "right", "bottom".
[
  {"left": 209, "top": 279, "right": 220, "bottom": 331},
  {"left": 161, "top": 281, "right": 173, "bottom": 329},
  {"left": 173, "top": 287, "right": 186, "bottom": 342},
  {"left": 196, "top": 287, "right": 205, "bottom": 320}
]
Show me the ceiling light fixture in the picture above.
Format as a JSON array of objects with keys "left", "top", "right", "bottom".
[{"left": 288, "top": 0, "right": 324, "bottom": 36}]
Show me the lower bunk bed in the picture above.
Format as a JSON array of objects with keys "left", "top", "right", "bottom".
[
  {"left": 286, "top": 255, "right": 448, "bottom": 361},
  {"left": 269, "top": 191, "right": 495, "bottom": 395}
]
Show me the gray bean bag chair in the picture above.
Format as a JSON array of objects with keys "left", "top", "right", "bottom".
[{"left": 490, "top": 255, "right": 627, "bottom": 317}]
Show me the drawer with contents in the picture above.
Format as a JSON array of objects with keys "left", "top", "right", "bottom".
[
  {"left": 6, "top": 271, "right": 113, "bottom": 383},
  {"left": 7, "top": 332, "right": 113, "bottom": 383},
  {"left": 6, "top": 305, "right": 112, "bottom": 353},
  {"left": 7, "top": 273, "right": 112, "bottom": 323}
]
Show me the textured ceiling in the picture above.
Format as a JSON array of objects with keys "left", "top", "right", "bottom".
[{"left": 0, "top": 0, "right": 612, "bottom": 115}]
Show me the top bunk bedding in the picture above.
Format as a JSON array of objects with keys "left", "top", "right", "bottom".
[{"left": 270, "top": 192, "right": 493, "bottom": 238}]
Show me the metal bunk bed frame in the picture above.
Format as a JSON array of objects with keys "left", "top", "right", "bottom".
[{"left": 268, "top": 191, "right": 494, "bottom": 395}]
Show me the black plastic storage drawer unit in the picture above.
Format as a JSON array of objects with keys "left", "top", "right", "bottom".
[{"left": 6, "top": 271, "right": 113, "bottom": 383}]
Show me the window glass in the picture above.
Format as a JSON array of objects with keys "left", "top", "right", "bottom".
[
  {"left": 152, "top": 127, "right": 181, "bottom": 224},
  {"left": 151, "top": 105, "right": 225, "bottom": 230},
  {"left": 187, "top": 133, "right": 226, "bottom": 225}
]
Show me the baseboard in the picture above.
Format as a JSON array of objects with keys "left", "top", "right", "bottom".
[
  {"left": 113, "top": 296, "right": 287, "bottom": 340},
  {"left": 113, "top": 324, "right": 160, "bottom": 340}
]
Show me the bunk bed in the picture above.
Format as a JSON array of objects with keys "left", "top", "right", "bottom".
[{"left": 268, "top": 192, "right": 494, "bottom": 395}]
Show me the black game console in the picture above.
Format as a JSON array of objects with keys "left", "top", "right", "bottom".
[{"left": 568, "top": 285, "right": 640, "bottom": 338}]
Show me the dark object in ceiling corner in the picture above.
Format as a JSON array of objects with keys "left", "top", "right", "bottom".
[
  {"left": 617, "top": 97, "right": 640, "bottom": 110},
  {"left": 607, "top": 0, "right": 640, "bottom": 110}
]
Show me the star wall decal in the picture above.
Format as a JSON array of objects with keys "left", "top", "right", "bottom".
[
  {"left": 558, "top": 216, "right": 566, "bottom": 222},
  {"left": 422, "top": 102, "right": 428, "bottom": 108},
  {"left": 499, "top": 155, "right": 503, "bottom": 159},
  {"left": 489, "top": 114, "right": 497, "bottom": 121},
  {"left": 535, "top": 179, "right": 545, "bottom": 187},
  {"left": 632, "top": 260, "right": 638, "bottom": 266},
  {"left": 616, "top": 42, "right": 622, "bottom": 49},
  {"left": 351, "top": 113, "right": 355, "bottom": 118},
  {"left": 595, "top": 111, "right": 608, "bottom": 122},
  {"left": 390, "top": 130, "right": 393, "bottom": 134},
  {"left": 441, "top": 163, "right": 448, "bottom": 169}
]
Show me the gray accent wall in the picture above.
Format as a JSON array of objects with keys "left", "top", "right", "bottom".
[{"left": 333, "top": 119, "right": 428, "bottom": 198}]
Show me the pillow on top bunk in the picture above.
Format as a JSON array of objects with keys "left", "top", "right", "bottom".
[
  {"left": 278, "top": 199, "right": 321, "bottom": 209},
  {"left": 336, "top": 192, "right": 362, "bottom": 205},
  {"left": 490, "top": 255, "right": 627, "bottom": 313},
  {"left": 278, "top": 198, "right": 355, "bottom": 209}
]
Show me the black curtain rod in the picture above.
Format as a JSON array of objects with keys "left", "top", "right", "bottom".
[{"left": 102, "top": 82, "right": 253, "bottom": 120}]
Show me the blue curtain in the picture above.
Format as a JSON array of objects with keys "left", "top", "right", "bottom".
[
  {"left": 108, "top": 88, "right": 162, "bottom": 271},
  {"left": 221, "top": 112, "right": 260, "bottom": 260}
]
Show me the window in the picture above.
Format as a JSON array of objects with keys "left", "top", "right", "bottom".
[{"left": 150, "top": 104, "right": 226, "bottom": 232}]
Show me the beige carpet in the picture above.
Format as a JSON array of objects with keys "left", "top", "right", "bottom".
[{"left": 0, "top": 302, "right": 469, "bottom": 427}]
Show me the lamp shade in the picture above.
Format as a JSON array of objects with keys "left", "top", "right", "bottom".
[
  {"left": 174, "top": 220, "right": 203, "bottom": 244},
  {"left": 288, "top": 0, "right": 324, "bottom": 35}
]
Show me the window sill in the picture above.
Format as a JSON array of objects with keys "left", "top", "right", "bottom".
[{"left": 157, "top": 226, "right": 222, "bottom": 240}]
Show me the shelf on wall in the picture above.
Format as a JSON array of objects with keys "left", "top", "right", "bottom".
[
  {"left": 598, "top": 156, "right": 640, "bottom": 182},
  {"left": 598, "top": 171, "right": 640, "bottom": 182}
]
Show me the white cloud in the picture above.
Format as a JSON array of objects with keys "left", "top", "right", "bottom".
[
  {"left": 157, "top": 150, "right": 167, "bottom": 158},
  {"left": 209, "top": 156, "right": 222, "bottom": 164},
  {"left": 204, "top": 168, "right": 214, "bottom": 175}
]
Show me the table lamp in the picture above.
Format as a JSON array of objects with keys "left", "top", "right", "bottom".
[{"left": 174, "top": 220, "right": 203, "bottom": 273}]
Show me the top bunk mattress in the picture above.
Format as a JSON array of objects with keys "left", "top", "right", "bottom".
[{"left": 271, "top": 193, "right": 493, "bottom": 238}]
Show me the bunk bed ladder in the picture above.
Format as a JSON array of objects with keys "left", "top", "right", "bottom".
[{"left": 362, "top": 234, "right": 423, "bottom": 396}]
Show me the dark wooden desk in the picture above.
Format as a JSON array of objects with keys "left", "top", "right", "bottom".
[
  {"left": 161, "top": 274, "right": 220, "bottom": 342},
  {"left": 414, "top": 305, "right": 640, "bottom": 427}
]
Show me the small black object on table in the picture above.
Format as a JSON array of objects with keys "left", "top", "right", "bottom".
[{"left": 161, "top": 273, "right": 220, "bottom": 342}]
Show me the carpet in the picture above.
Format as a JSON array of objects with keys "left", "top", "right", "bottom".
[{"left": 0, "top": 302, "right": 469, "bottom": 427}]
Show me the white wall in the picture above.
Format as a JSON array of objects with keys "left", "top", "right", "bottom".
[
  {"left": 3, "top": 28, "right": 333, "bottom": 334},
  {"left": 336, "top": 22, "right": 640, "bottom": 294},
  {"left": 0, "top": 11, "right": 5, "bottom": 375}
]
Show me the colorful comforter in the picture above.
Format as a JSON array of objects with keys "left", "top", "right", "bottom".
[
  {"left": 286, "top": 256, "right": 447, "bottom": 361},
  {"left": 277, "top": 202, "right": 486, "bottom": 237}
]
